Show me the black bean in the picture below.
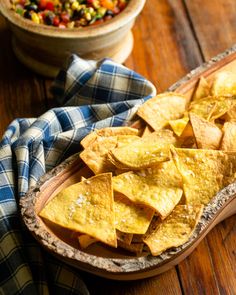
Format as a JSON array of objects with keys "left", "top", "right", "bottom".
[
  {"left": 23, "top": 10, "right": 32, "bottom": 19},
  {"left": 45, "top": 14, "right": 54, "bottom": 25},
  {"left": 106, "top": 10, "right": 114, "bottom": 16},
  {"left": 25, "top": 4, "right": 38, "bottom": 12}
]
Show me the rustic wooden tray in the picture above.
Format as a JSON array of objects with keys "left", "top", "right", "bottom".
[{"left": 20, "top": 45, "right": 236, "bottom": 280}]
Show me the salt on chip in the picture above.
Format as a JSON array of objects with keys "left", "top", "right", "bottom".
[
  {"left": 189, "top": 113, "right": 223, "bottom": 149},
  {"left": 137, "top": 92, "right": 188, "bottom": 131},
  {"left": 192, "top": 76, "right": 211, "bottom": 101},
  {"left": 143, "top": 205, "right": 203, "bottom": 256},
  {"left": 114, "top": 193, "right": 154, "bottom": 234},
  {"left": 171, "top": 147, "right": 236, "bottom": 205},
  {"left": 80, "top": 127, "right": 139, "bottom": 148},
  {"left": 109, "top": 130, "right": 178, "bottom": 169},
  {"left": 80, "top": 135, "right": 139, "bottom": 174},
  {"left": 39, "top": 173, "right": 117, "bottom": 247},
  {"left": 211, "top": 71, "right": 236, "bottom": 97},
  {"left": 221, "top": 122, "right": 236, "bottom": 151},
  {"left": 112, "top": 160, "right": 183, "bottom": 219}
]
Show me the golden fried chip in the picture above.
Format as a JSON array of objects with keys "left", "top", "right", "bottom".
[
  {"left": 80, "top": 127, "right": 139, "bottom": 148},
  {"left": 189, "top": 96, "right": 217, "bottom": 120},
  {"left": 116, "top": 230, "right": 133, "bottom": 245},
  {"left": 221, "top": 122, "right": 236, "bottom": 151},
  {"left": 142, "top": 125, "right": 154, "bottom": 137},
  {"left": 192, "top": 76, "right": 211, "bottom": 101},
  {"left": 109, "top": 130, "right": 178, "bottom": 169},
  {"left": 113, "top": 160, "right": 183, "bottom": 219},
  {"left": 118, "top": 240, "right": 144, "bottom": 254},
  {"left": 39, "top": 173, "right": 117, "bottom": 247},
  {"left": 223, "top": 104, "right": 236, "bottom": 121},
  {"left": 137, "top": 92, "right": 188, "bottom": 130},
  {"left": 78, "top": 234, "right": 98, "bottom": 249},
  {"left": 189, "top": 96, "right": 235, "bottom": 121},
  {"left": 189, "top": 113, "right": 223, "bottom": 149},
  {"left": 143, "top": 204, "right": 203, "bottom": 256},
  {"left": 171, "top": 147, "right": 236, "bottom": 205},
  {"left": 80, "top": 135, "right": 139, "bottom": 174},
  {"left": 169, "top": 115, "right": 189, "bottom": 137},
  {"left": 211, "top": 71, "right": 236, "bottom": 97},
  {"left": 114, "top": 193, "right": 154, "bottom": 234}
]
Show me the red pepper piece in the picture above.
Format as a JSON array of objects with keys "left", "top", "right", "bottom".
[
  {"left": 53, "top": 16, "right": 60, "bottom": 26},
  {"left": 45, "top": 1, "right": 54, "bottom": 11},
  {"left": 39, "top": 0, "right": 47, "bottom": 10}
]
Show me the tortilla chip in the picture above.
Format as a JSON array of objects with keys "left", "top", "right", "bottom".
[
  {"left": 171, "top": 147, "right": 236, "bottom": 205},
  {"left": 189, "top": 96, "right": 217, "bottom": 120},
  {"left": 109, "top": 130, "right": 178, "bottom": 169},
  {"left": 80, "top": 127, "right": 139, "bottom": 148},
  {"left": 211, "top": 71, "right": 236, "bottom": 97},
  {"left": 78, "top": 234, "right": 98, "bottom": 249},
  {"left": 114, "top": 193, "right": 154, "bottom": 234},
  {"left": 142, "top": 125, "right": 154, "bottom": 137},
  {"left": 143, "top": 204, "right": 203, "bottom": 256},
  {"left": 80, "top": 135, "right": 139, "bottom": 174},
  {"left": 192, "top": 77, "right": 211, "bottom": 101},
  {"left": 116, "top": 230, "right": 133, "bottom": 245},
  {"left": 137, "top": 92, "right": 188, "bottom": 130},
  {"left": 223, "top": 104, "right": 236, "bottom": 122},
  {"left": 112, "top": 160, "right": 183, "bottom": 219},
  {"left": 178, "top": 121, "right": 196, "bottom": 148},
  {"left": 169, "top": 115, "right": 189, "bottom": 137},
  {"left": 118, "top": 240, "right": 144, "bottom": 254},
  {"left": 189, "top": 113, "right": 223, "bottom": 149},
  {"left": 221, "top": 122, "right": 236, "bottom": 151},
  {"left": 39, "top": 173, "right": 117, "bottom": 247}
]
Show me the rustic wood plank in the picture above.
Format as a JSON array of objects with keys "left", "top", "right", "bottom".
[
  {"left": 206, "top": 218, "right": 236, "bottom": 294},
  {"left": 178, "top": 239, "right": 220, "bottom": 295},
  {"left": 0, "top": 16, "right": 47, "bottom": 137},
  {"left": 184, "top": 0, "right": 236, "bottom": 60},
  {"left": 82, "top": 267, "right": 182, "bottom": 295},
  {"left": 125, "top": 0, "right": 202, "bottom": 92}
]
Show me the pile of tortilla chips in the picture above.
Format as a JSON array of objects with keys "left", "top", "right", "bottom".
[{"left": 39, "top": 70, "right": 236, "bottom": 257}]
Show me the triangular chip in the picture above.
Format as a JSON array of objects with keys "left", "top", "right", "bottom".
[
  {"left": 171, "top": 147, "right": 236, "bottom": 205},
  {"left": 80, "top": 127, "right": 139, "bottom": 148},
  {"left": 192, "top": 76, "right": 211, "bottom": 101},
  {"left": 221, "top": 122, "right": 236, "bottom": 151},
  {"left": 78, "top": 234, "right": 98, "bottom": 249},
  {"left": 137, "top": 92, "right": 188, "bottom": 130},
  {"left": 189, "top": 113, "right": 223, "bottom": 149},
  {"left": 169, "top": 115, "right": 189, "bottom": 137},
  {"left": 39, "top": 173, "right": 117, "bottom": 247},
  {"left": 109, "top": 130, "right": 178, "bottom": 169},
  {"left": 80, "top": 135, "right": 139, "bottom": 174},
  {"left": 114, "top": 193, "right": 154, "bottom": 234},
  {"left": 116, "top": 230, "right": 133, "bottom": 245},
  {"left": 211, "top": 71, "right": 236, "bottom": 97},
  {"left": 143, "top": 205, "right": 203, "bottom": 256},
  {"left": 142, "top": 125, "right": 154, "bottom": 137},
  {"left": 112, "top": 160, "right": 183, "bottom": 219}
]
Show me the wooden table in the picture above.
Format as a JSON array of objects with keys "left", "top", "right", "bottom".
[{"left": 0, "top": 0, "right": 236, "bottom": 294}]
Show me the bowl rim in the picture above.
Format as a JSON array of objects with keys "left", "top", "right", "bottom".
[{"left": 0, "top": 0, "right": 146, "bottom": 38}]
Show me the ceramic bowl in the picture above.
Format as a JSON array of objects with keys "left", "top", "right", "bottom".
[
  {"left": 0, "top": 0, "right": 146, "bottom": 77},
  {"left": 20, "top": 45, "right": 236, "bottom": 281}
]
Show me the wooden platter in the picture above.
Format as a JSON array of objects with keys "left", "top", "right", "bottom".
[{"left": 20, "top": 45, "right": 236, "bottom": 280}]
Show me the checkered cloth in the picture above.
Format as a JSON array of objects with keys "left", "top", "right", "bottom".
[{"left": 0, "top": 55, "right": 156, "bottom": 294}]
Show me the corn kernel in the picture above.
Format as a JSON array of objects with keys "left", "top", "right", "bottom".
[
  {"left": 31, "top": 12, "right": 40, "bottom": 24},
  {"left": 71, "top": 1, "right": 79, "bottom": 10}
]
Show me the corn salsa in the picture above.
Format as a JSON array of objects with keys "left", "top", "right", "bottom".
[{"left": 11, "top": 0, "right": 129, "bottom": 28}]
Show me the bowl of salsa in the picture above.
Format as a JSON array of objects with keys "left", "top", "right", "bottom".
[{"left": 0, "top": 0, "right": 146, "bottom": 77}]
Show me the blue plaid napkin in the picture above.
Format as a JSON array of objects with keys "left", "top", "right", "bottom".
[{"left": 0, "top": 55, "right": 156, "bottom": 294}]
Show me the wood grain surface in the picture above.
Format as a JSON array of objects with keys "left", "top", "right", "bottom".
[{"left": 0, "top": 0, "right": 235, "bottom": 294}]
